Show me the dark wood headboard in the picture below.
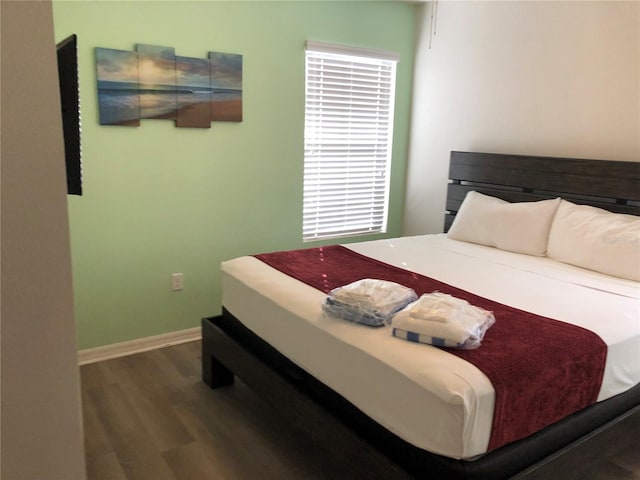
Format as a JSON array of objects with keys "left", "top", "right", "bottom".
[{"left": 444, "top": 151, "right": 640, "bottom": 232}]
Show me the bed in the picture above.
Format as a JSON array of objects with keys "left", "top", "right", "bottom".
[{"left": 202, "top": 151, "right": 640, "bottom": 479}]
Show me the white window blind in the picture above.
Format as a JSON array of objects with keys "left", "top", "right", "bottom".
[{"left": 303, "top": 41, "right": 398, "bottom": 242}]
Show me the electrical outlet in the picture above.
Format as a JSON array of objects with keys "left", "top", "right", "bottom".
[{"left": 171, "top": 273, "right": 184, "bottom": 291}]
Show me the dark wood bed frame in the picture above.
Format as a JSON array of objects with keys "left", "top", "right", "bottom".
[{"left": 202, "top": 151, "right": 640, "bottom": 480}]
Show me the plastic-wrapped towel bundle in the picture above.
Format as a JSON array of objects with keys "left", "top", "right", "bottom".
[
  {"left": 323, "top": 279, "right": 418, "bottom": 327},
  {"left": 391, "top": 292, "right": 495, "bottom": 349}
]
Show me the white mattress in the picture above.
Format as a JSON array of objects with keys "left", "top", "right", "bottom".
[{"left": 221, "top": 234, "right": 640, "bottom": 459}]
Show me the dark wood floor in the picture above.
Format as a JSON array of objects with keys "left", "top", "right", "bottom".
[{"left": 81, "top": 341, "right": 639, "bottom": 480}]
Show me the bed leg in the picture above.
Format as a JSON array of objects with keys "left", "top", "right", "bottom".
[
  {"left": 203, "top": 354, "right": 235, "bottom": 388},
  {"left": 201, "top": 316, "right": 235, "bottom": 388}
]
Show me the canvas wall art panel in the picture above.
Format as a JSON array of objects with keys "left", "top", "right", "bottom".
[
  {"left": 95, "top": 48, "right": 141, "bottom": 126},
  {"left": 176, "top": 56, "right": 212, "bottom": 128},
  {"left": 209, "top": 52, "right": 243, "bottom": 122},
  {"left": 136, "top": 44, "right": 177, "bottom": 120}
]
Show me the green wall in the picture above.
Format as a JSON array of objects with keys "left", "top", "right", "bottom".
[{"left": 52, "top": 0, "right": 416, "bottom": 350}]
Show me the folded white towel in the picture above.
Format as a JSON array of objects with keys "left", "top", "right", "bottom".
[
  {"left": 331, "top": 279, "right": 416, "bottom": 314},
  {"left": 393, "top": 311, "right": 482, "bottom": 344},
  {"left": 391, "top": 293, "right": 495, "bottom": 346},
  {"left": 408, "top": 292, "right": 470, "bottom": 323},
  {"left": 324, "top": 279, "right": 418, "bottom": 326}
]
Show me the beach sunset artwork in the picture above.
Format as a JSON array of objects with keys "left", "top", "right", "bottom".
[
  {"left": 136, "top": 44, "right": 177, "bottom": 120},
  {"left": 96, "top": 43, "right": 243, "bottom": 128},
  {"left": 96, "top": 48, "right": 141, "bottom": 126},
  {"left": 176, "top": 56, "right": 212, "bottom": 128},
  {"left": 209, "top": 52, "right": 243, "bottom": 122}
]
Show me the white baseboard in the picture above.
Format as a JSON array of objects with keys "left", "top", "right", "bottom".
[{"left": 78, "top": 327, "right": 201, "bottom": 365}]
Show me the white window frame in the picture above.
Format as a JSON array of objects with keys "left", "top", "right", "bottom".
[{"left": 303, "top": 41, "right": 399, "bottom": 242}]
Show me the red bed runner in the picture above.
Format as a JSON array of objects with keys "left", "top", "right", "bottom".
[{"left": 254, "top": 245, "right": 607, "bottom": 451}]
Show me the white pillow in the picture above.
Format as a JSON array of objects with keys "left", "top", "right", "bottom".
[
  {"left": 547, "top": 200, "right": 640, "bottom": 281},
  {"left": 447, "top": 191, "right": 561, "bottom": 256}
]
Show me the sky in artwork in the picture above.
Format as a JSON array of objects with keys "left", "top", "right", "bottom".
[
  {"left": 176, "top": 56, "right": 211, "bottom": 88},
  {"left": 136, "top": 44, "right": 176, "bottom": 87},
  {"left": 96, "top": 45, "right": 243, "bottom": 93},
  {"left": 96, "top": 48, "right": 139, "bottom": 83},
  {"left": 209, "top": 52, "right": 242, "bottom": 90}
]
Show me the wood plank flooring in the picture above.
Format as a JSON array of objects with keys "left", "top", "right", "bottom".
[{"left": 81, "top": 341, "right": 639, "bottom": 480}]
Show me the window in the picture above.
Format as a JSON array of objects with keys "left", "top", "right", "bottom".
[{"left": 303, "top": 41, "right": 399, "bottom": 241}]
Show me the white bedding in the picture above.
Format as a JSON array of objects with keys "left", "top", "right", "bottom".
[{"left": 220, "top": 234, "right": 640, "bottom": 459}]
